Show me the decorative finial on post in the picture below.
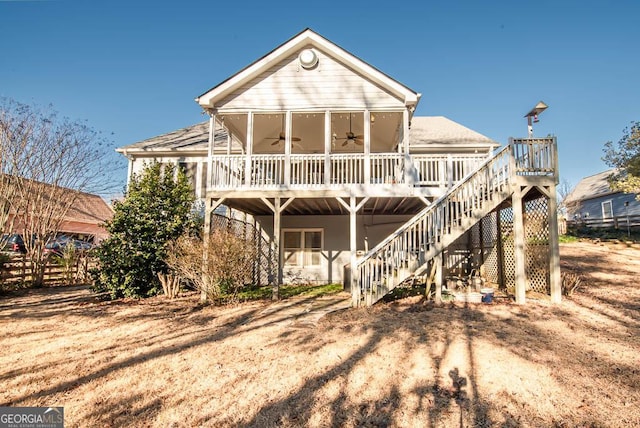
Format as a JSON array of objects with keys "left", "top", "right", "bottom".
[{"left": 524, "top": 101, "right": 548, "bottom": 138}]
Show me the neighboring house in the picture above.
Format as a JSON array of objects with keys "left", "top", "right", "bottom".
[
  {"left": 117, "top": 28, "right": 561, "bottom": 306},
  {"left": 565, "top": 169, "right": 640, "bottom": 228},
  {"left": 4, "top": 180, "right": 113, "bottom": 242}
]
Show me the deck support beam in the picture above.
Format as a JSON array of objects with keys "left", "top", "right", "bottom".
[
  {"left": 546, "top": 185, "right": 562, "bottom": 303},
  {"left": 512, "top": 186, "right": 527, "bottom": 304},
  {"left": 202, "top": 115, "right": 218, "bottom": 302},
  {"left": 433, "top": 253, "right": 443, "bottom": 305},
  {"left": 261, "top": 197, "right": 294, "bottom": 300},
  {"left": 337, "top": 196, "right": 369, "bottom": 307}
]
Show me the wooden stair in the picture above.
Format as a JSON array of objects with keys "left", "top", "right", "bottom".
[{"left": 353, "top": 138, "right": 557, "bottom": 306}]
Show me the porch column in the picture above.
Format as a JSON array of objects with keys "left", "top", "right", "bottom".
[
  {"left": 284, "top": 110, "right": 292, "bottom": 186},
  {"left": 324, "top": 110, "right": 331, "bottom": 185},
  {"left": 244, "top": 111, "right": 253, "bottom": 186},
  {"left": 201, "top": 115, "right": 217, "bottom": 302},
  {"left": 207, "top": 113, "right": 216, "bottom": 193},
  {"left": 337, "top": 196, "right": 369, "bottom": 307},
  {"left": 364, "top": 110, "right": 371, "bottom": 185},
  {"left": 349, "top": 197, "right": 357, "bottom": 306},
  {"left": 547, "top": 185, "right": 562, "bottom": 303},
  {"left": 202, "top": 196, "right": 227, "bottom": 302},
  {"left": 433, "top": 253, "right": 443, "bottom": 305},
  {"left": 512, "top": 186, "right": 527, "bottom": 304},
  {"left": 261, "top": 197, "right": 294, "bottom": 300},
  {"left": 402, "top": 108, "right": 413, "bottom": 185}
]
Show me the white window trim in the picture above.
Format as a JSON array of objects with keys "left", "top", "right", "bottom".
[
  {"left": 601, "top": 200, "right": 613, "bottom": 219},
  {"left": 282, "top": 228, "right": 324, "bottom": 268}
]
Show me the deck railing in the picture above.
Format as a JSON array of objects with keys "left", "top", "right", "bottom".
[{"left": 209, "top": 153, "right": 487, "bottom": 189}]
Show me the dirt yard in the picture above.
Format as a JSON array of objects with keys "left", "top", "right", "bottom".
[{"left": 1, "top": 241, "right": 639, "bottom": 427}]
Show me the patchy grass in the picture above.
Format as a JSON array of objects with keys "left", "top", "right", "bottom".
[
  {"left": 236, "top": 282, "right": 343, "bottom": 301},
  {"left": 1, "top": 241, "right": 639, "bottom": 427},
  {"left": 558, "top": 234, "right": 579, "bottom": 243}
]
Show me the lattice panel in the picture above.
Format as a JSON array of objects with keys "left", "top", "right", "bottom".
[
  {"left": 500, "top": 206, "right": 516, "bottom": 290},
  {"left": 210, "top": 213, "right": 276, "bottom": 286},
  {"left": 524, "top": 197, "right": 550, "bottom": 293},
  {"left": 481, "top": 212, "right": 500, "bottom": 286}
]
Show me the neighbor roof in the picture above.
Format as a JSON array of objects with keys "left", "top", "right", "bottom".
[
  {"left": 565, "top": 169, "right": 619, "bottom": 204},
  {"left": 196, "top": 28, "right": 421, "bottom": 110},
  {"left": 409, "top": 116, "right": 499, "bottom": 149}
]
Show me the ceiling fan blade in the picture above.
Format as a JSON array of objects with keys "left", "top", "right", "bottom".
[
  {"left": 271, "top": 140, "right": 279, "bottom": 145},
  {"left": 355, "top": 135, "right": 364, "bottom": 139},
  {"left": 292, "top": 137, "right": 302, "bottom": 142},
  {"left": 342, "top": 140, "right": 348, "bottom": 147},
  {"left": 355, "top": 140, "right": 364, "bottom": 145}
]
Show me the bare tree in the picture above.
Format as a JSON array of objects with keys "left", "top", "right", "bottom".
[
  {"left": 556, "top": 178, "right": 573, "bottom": 218},
  {"left": 0, "top": 98, "right": 117, "bottom": 286}
]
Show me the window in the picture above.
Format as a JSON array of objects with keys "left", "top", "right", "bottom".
[
  {"left": 602, "top": 200, "right": 613, "bottom": 219},
  {"left": 283, "top": 229, "right": 323, "bottom": 267}
]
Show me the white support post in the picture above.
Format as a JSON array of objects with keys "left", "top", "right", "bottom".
[
  {"left": 284, "top": 111, "right": 292, "bottom": 187},
  {"left": 364, "top": 110, "right": 371, "bottom": 185},
  {"left": 336, "top": 196, "right": 368, "bottom": 307},
  {"left": 402, "top": 108, "right": 411, "bottom": 184},
  {"left": 201, "top": 115, "right": 217, "bottom": 302},
  {"left": 512, "top": 187, "right": 527, "bottom": 304},
  {"left": 446, "top": 154, "right": 453, "bottom": 189},
  {"left": 273, "top": 197, "right": 281, "bottom": 299},
  {"left": 126, "top": 156, "right": 134, "bottom": 187},
  {"left": 434, "top": 253, "right": 443, "bottom": 305},
  {"left": 349, "top": 196, "right": 358, "bottom": 307},
  {"left": 244, "top": 112, "right": 253, "bottom": 186},
  {"left": 260, "top": 197, "right": 294, "bottom": 300},
  {"left": 207, "top": 114, "right": 216, "bottom": 194},
  {"left": 324, "top": 110, "right": 331, "bottom": 185},
  {"left": 548, "top": 185, "right": 562, "bottom": 303}
]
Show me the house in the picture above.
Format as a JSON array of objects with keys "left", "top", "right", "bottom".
[
  {"left": 4, "top": 180, "right": 113, "bottom": 242},
  {"left": 117, "top": 29, "right": 561, "bottom": 306},
  {"left": 565, "top": 169, "right": 640, "bottom": 229}
]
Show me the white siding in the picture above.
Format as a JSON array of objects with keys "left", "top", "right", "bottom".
[
  {"left": 255, "top": 214, "right": 412, "bottom": 284},
  {"left": 129, "top": 155, "right": 208, "bottom": 201},
  {"left": 218, "top": 46, "right": 405, "bottom": 111}
]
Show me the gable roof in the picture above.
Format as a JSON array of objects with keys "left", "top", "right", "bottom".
[
  {"left": 409, "top": 116, "right": 499, "bottom": 149},
  {"left": 565, "top": 169, "right": 619, "bottom": 204},
  {"left": 196, "top": 28, "right": 420, "bottom": 110},
  {"left": 117, "top": 116, "right": 498, "bottom": 154}
]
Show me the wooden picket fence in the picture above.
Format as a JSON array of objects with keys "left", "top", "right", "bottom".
[{"left": 0, "top": 254, "right": 95, "bottom": 287}]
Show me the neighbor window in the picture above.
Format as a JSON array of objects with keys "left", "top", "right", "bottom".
[
  {"left": 602, "top": 200, "right": 613, "bottom": 219},
  {"left": 283, "top": 229, "right": 323, "bottom": 267}
]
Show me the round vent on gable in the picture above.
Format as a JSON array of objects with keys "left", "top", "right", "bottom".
[{"left": 298, "top": 49, "right": 319, "bottom": 69}]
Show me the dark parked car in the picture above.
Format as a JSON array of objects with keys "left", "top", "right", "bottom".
[
  {"left": 44, "top": 236, "right": 93, "bottom": 256},
  {"left": 1, "top": 234, "right": 27, "bottom": 254}
]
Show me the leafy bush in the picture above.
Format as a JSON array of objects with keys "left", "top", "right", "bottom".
[
  {"left": 166, "top": 228, "right": 256, "bottom": 304},
  {"left": 91, "top": 163, "right": 196, "bottom": 299}
]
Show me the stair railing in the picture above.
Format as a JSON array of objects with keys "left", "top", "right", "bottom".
[
  {"left": 354, "top": 137, "right": 557, "bottom": 306},
  {"left": 354, "top": 144, "right": 513, "bottom": 306}
]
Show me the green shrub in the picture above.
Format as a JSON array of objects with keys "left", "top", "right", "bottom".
[{"left": 91, "top": 162, "right": 196, "bottom": 299}]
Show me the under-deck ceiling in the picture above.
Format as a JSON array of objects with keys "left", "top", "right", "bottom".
[{"left": 221, "top": 196, "right": 430, "bottom": 216}]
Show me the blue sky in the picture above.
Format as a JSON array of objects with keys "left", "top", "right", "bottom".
[{"left": 2, "top": 0, "right": 639, "bottom": 196}]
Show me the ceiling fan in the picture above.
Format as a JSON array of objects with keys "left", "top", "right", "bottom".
[
  {"left": 336, "top": 114, "right": 364, "bottom": 146},
  {"left": 268, "top": 116, "right": 302, "bottom": 146},
  {"left": 270, "top": 132, "right": 302, "bottom": 146}
]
